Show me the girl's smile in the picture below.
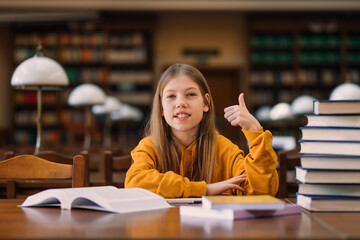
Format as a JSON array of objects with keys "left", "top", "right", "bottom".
[{"left": 174, "top": 111, "right": 191, "bottom": 121}]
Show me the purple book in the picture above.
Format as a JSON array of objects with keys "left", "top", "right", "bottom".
[{"left": 180, "top": 203, "right": 302, "bottom": 220}]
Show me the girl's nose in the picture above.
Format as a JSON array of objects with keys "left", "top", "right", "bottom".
[{"left": 176, "top": 96, "right": 187, "bottom": 108}]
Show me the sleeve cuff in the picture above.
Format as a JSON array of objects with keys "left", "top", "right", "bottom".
[
  {"left": 189, "top": 181, "right": 207, "bottom": 197},
  {"left": 241, "top": 127, "right": 264, "bottom": 143}
]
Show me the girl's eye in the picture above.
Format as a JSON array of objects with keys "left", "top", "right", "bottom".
[
  {"left": 187, "top": 92, "right": 197, "bottom": 97},
  {"left": 167, "top": 94, "right": 175, "bottom": 98}
]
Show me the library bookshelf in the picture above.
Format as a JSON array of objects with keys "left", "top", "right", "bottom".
[{"left": 10, "top": 15, "right": 155, "bottom": 148}]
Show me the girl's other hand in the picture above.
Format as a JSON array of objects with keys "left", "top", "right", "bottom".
[
  {"left": 224, "top": 93, "right": 261, "bottom": 131},
  {"left": 206, "top": 174, "right": 246, "bottom": 196}
]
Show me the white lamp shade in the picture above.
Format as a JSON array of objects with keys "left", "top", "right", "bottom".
[
  {"left": 68, "top": 83, "right": 106, "bottom": 107},
  {"left": 291, "top": 95, "right": 316, "bottom": 115},
  {"left": 92, "top": 96, "right": 122, "bottom": 115},
  {"left": 11, "top": 55, "right": 68, "bottom": 87},
  {"left": 270, "top": 102, "right": 293, "bottom": 121},
  {"left": 255, "top": 106, "right": 271, "bottom": 121},
  {"left": 110, "top": 103, "right": 143, "bottom": 122},
  {"left": 329, "top": 83, "right": 360, "bottom": 100}
]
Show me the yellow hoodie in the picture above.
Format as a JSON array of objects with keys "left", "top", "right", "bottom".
[{"left": 125, "top": 128, "right": 278, "bottom": 198}]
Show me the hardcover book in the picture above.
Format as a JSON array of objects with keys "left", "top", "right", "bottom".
[
  {"left": 299, "top": 140, "right": 360, "bottom": 156},
  {"left": 297, "top": 194, "right": 360, "bottom": 212},
  {"left": 305, "top": 114, "right": 360, "bottom": 127},
  {"left": 21, "top": 186, "right": 171, "bottom": 213},
  {"left": 313, "top": 100, "right": 360, "bottom": 115},
  {"left": 295, "top": 166, "right": 360, "bottom": 184},
  {"left": 202, "top": 195, "right": 285, "bottom": 211},
  {"left": 300, "top": 126, "right": 360, "bottom": 141},
  {"left": 300, "top": 154, "right": 360, "bottom": 170},
  {"left": 298, "top": 183, "right": 360, "bottom": 197}
]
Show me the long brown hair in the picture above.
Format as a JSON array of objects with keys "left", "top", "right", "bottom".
[{"left": 145, "top": 63, "right": 217, "bottom": 183}]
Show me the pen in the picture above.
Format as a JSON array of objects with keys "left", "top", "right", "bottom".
[{"left": 166, "top": 198, "right": 202, "bottom": 204}]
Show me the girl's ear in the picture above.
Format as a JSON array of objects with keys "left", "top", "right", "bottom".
[{"left": 203, "top": 93, "right": 210, "bottom": 112}]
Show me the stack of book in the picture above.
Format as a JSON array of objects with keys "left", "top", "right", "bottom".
[
  {"left": 180, "top": 195, "right": 301, "bottom": 220},
  {"left": 296, "top": 100, "right": 360, "bottom": 211}
]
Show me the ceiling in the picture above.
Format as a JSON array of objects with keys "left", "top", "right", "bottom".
[
  {"left": 1, "top": 0, "right": 360, "bottom": 12},
  {"left": 1, "top": 0, "right": 360, "bottom": 23}
]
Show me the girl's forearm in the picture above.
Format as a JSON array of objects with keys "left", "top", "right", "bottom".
[{"left": 125, "top": 168, "right": 207, "bottom": 198}]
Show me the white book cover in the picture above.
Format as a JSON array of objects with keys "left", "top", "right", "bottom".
[
  {"left": 300, "top": 154, "right": 360, "bottom": 170},
  {"left": 295, "top": 166, "right": 360, "bottom": 184},
  {"left": 298, "top": 183, "right": 360, "bottom": 197},
  {"left": 297, "top": 194, "right": 360, "bottom": 212},
  {"left": 313, "top": 100, "right": 360, "bottom": 115},
  {"left": 306, "top": 114, "right": 360, "bottom": 127},
  {"left": 299, "top": 140, "right": 360, "bottom": 156},
  {"left": 300, "top": 127, "right": 360, "bottom": 141}
]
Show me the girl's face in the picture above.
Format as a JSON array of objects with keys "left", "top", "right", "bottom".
[{"left": 161, "top": 74, "right": 209, "bottom": 140}]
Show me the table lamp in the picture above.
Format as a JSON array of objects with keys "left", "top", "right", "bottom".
[
  {"left": 110, "top": 103, "right": 143, "bottom": 122},
  {"left": 110, "top": 103, "right": 143, "bottom": 147},
  {"left": 68, "top": 83, "right": 106, "bottom": 149},
  {"left": 92, "top": 96, "right": 121, "bottom": 147},
  {"left": 11, "top": 44, "right": 69, "bottom": 154},
  {"left": 330, "top": 83, "right": 360, "bottom": 100}
]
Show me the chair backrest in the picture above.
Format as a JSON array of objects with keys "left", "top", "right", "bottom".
[
  {"left": 4, "top": 150, "right": 90, "bottom": 187},
  {"left": 0, "top": 154, "right": 87, "bottom": 199},
  {"left": 2, "top": 150, "right": 15, "bottom": 160},
  {"left": 102, "top": 150, "right": 133, "bottom": 187},
  {"left": 277, "top": 148, "right": 301, "bottom": 198}
]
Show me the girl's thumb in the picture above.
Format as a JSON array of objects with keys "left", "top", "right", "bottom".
[{"left": 238, "top": 93, "right": 247, "bottom": 108}]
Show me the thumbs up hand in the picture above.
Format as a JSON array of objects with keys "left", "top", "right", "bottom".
[{"left": 224, "top": 93, "right": 261, "bottom": 131}]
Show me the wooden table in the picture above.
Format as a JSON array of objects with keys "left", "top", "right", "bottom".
[
  {"left": 1, "top": 199, "right": 356, "bottom": 239},
  {"left": 310, "top": 212, "right": 360, "bottom": 240}
]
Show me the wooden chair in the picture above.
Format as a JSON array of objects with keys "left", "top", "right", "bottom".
[
  {"left": 50, "top": 145, "right": 127, "bottom": 187},
  {"left": 101, "top": 151, "right": 133, "bottom": 187},
  {"left": 277, "top": 147, "right": 301, "bottom": 198},
  {"left": 0, "top": 154, "right": 87, "bottom": 199}
]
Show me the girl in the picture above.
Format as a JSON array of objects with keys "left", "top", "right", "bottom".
[{"left": 125, "top": 63, "right": 278, "bottom": 198}]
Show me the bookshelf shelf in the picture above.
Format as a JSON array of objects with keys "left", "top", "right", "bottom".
[
  {"left": 247, "top": 15, "right": 360, "bottom": 137},
  {"left": 11, "top": 16, "right": 155, "bottom": 146}
]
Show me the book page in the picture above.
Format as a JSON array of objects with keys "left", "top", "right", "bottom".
[
  {"left": 71, "top": 187, "right": 171, "bottom": 213},
  {"left": 21, "top": 188, "right": 74, "bottom": 207}
]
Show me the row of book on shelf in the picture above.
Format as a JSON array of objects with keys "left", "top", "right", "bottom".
[
  {"left": 14, "top": 47, "right": 147, "bottom": 64},
  {"left": 66, "top": 68, "right": 152, "bottom": 85},
  {"left": 15, "top": 32, "right": 146, "bottom": 47},
  {"left": 251, "top": 35, "right": 345, "bottom": 48},
  {"left": 251, "top": 69, "right": 339, "bottom": 86},
  {"left": 15, "top": 129, "right": 63, "bottom": 145},
  {"left": 296, "top": 99, "right": 360, "bottom": 212}
]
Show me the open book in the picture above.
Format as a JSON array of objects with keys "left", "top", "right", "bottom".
[{"left": 21, "top": 186, "right": 171, "bottom": 213}]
